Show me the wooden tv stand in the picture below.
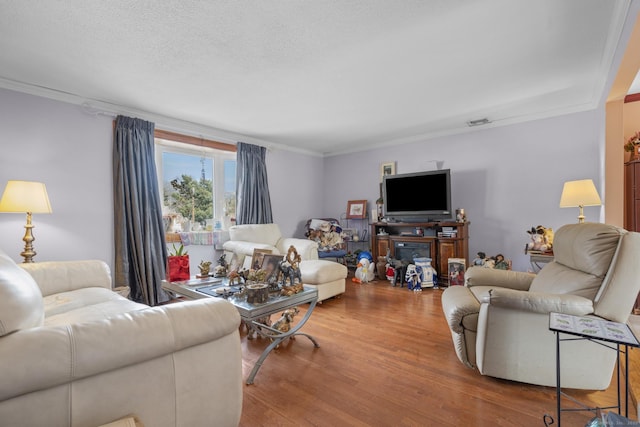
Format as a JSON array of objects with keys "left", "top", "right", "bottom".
[{"left": 370, "top": 221, "right": 469, "bottom": 285}]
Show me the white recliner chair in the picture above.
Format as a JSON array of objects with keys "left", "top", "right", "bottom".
[{"left": 441, "top": 223, "right": 640, "bottom": 390}]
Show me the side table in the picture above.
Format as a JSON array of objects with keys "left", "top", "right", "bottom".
[
  {"left": 529, "top": 251, "right": 553, "bottom": 272},
  {"left": 546, "top": 312, "right": 640, "bottom": 427}
]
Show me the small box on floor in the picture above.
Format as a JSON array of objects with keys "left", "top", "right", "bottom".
[{"left": 448, "top": 258, "right": 466, "bottom": 286}]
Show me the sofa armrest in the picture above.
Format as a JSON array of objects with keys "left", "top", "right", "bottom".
[
  {"left": 20, "top": 260, "right": 112, "bottom": 297},
  {"left": 485, "top": 287, "right": 594, "bottom": 316},
  {"left": 465, "top": 266, "right": 535, "bottom": 291},
  {"left": 278, "top": 238, "right": 319, "bottom": 261},
  {"left": 0, "top": 298, "right": 241, "bottom": 400}
]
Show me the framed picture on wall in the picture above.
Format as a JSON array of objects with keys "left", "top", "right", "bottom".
[
  {"left": 346, "top": 200, "right": 367, "bottom": 219},
  {"left": 342, "top": 228, "right": 357, "bottom": 241},
  {"left": 380, "top": 161, "right": 396, "bottom": 182}
]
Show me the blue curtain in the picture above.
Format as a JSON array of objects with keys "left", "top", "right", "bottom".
[
  {"left": 113, "top": 116, "right": 169, "bottom": 305},
  {"left": 236, "top": 142, "right": 273, "bottom": 224}
]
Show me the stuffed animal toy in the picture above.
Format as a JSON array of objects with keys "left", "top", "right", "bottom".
[
  {"left": 357, "top": 251, "right": 374, "bottom": 264},
  {"left": 308, "top": 229, "right": 323, "bottom": 244},
  {"left": 352, "top": 258, "right": 375, "bottom": 284},
  {"left": 525, "top": 225, "right": 554, "bottom": 253}
]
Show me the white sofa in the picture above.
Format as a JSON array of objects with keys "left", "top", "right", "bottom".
[
  {"left": 0, "top": 250, "right": 243, "bottom": 427},
  {"left": 223, "top": 224, "right": 347, "bottom": 302}
]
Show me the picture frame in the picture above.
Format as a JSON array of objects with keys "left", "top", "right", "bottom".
[
  {"left": 346, "top": 200, "right": 367, "bottom": 219},
  {"left": 260, "top": 254, "right": 284, "bottom": 282},
  {"left": 341, "top": 228, "right": 357, "bottom": 241},
  {"left": 380, "top": 161, "right": 396, "bottom": 182},
  {"left": 251, "top": 248, "right": 272, "bottom": 271}
]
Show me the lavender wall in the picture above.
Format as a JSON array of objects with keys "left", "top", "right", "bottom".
[
  {"left": 267, "top": 148, "right": 324, "bottom": 238},
  {"left": 0, "top": 86, "right": 609, "bottom": 274},
  {"left": 322, "top": 110, "right": 605, "bottom": 271},
  {"left": 0, "top": 88, "right": 323, "bottom": 275},
  {"left": 0, "top": 88, "right": 115, "bottom": 266}
]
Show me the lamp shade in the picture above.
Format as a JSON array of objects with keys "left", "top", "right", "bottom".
[
  {"left": 559, "top": 179, "right": 601, "bottom": 208},
  {"left": 0, "top": 181, "right": 52, "bottom": 213}
]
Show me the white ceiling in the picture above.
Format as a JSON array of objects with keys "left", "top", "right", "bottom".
[{"left": 0, "top": 1, "right": 633, "bottom": 155}]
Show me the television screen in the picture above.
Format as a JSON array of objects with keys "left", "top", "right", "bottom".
[{"left": 383, "top": 169, "right": 452, "bottom": 221}]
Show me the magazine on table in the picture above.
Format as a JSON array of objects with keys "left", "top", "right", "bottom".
[{"left": 549, "top": 312, "right": 639, "bottom": 346}]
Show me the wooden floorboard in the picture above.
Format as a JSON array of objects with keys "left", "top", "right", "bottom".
[{"left": 238, "top": 278, "right": 636, "bottom": 426}]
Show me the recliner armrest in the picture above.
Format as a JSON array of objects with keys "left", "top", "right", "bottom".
[
  {"left": 465, "top": 266, "right": 535, "bottom": 291},
  {"left": 486, "top": 287, "right": 594, "bottom": 316}
]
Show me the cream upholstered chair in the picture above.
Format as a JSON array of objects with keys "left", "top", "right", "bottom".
[
  {"left": 223, "top": 223, "right": 348, "bottom": 302},
  {"left": 441, "top": 223, "right": 640, "bottom": 390}
]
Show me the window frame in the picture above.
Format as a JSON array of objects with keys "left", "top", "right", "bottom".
[{"left": 154, "top": 130, "right": 236, "bottom": 226}]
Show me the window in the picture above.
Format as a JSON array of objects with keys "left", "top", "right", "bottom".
[{"left": 155, "top": 133, "right": 236, "bottom": 235}]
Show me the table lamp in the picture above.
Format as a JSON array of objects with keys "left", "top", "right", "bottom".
[
  {"left": 0, "top": 180, "right": 52, "bottom": 263},
  {"left": 559, "top": 179, "right": 601, "bottom": 223}
]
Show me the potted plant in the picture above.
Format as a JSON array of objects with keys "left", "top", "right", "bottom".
[
  {"left": 167, "top": 243, "right": 190, "bottom": 282},
  {"left": 625, "top": 131, "right": 640, "bottom": 160}
]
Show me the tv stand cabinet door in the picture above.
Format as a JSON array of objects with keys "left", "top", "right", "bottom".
[
  {"left": 438, "top": 240, "right": 457, "bottom": 284},
  {"left": 376, "top": 236, "right": 390, "bottom": 259}
]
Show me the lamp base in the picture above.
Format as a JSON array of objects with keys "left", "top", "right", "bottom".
[
  {"left": 21, "top": 212, "right": 36, "bottom": 263},
  {"left": 577, "top": 206, "right": 585, "bottom": 224}
]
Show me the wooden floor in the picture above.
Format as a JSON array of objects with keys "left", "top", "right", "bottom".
[{"left": 238, "top": 278, "right": 636, "bottom": 427}]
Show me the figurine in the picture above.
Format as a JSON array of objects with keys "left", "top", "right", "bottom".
[
  {"left": 271, "top": 307, "right": 300, "bottom": 334},
  {"left": 227, "top": 270, "right": 243, "bottom": 286},
  {"left": 214, "top": 254, "right": 228, "bottom": 277},
  {"left": 472, "top": 252, "right": 486, "bottom": 266},
  {"left": 493, "top": 254, "right": 510, "bottom": 270},
  {"left": 405, "top": 264, "right": 423, "bottom": 291},
  {"left": 197, "top": 260, "right": 212, "bottom": 277}
]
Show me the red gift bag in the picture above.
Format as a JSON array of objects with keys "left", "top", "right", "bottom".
[{"left": 167, "top": 255, "right": 190, "bottom": 282}]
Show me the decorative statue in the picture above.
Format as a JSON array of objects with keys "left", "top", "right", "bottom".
[
  {"left": 197, "top": 260, "right": 212, "bottom": 277},
  {"left": 214, "top": 254, "right": 228, "bottom": 277},
  {"left": 405, "top": 264, "right": 423, "bottom": 291}
]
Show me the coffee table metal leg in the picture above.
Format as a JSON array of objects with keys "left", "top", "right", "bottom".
[{"left": 246, "top": 299, "right": 319, "bottom": 385}]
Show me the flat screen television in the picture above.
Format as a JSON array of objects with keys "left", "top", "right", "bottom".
[{"left": 382, "top": 169, "right": 452, "bottom": 222}]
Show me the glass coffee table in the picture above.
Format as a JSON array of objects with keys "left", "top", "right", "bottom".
[{"left": 162, "top": 277, "right": 319, "bottom": 384}]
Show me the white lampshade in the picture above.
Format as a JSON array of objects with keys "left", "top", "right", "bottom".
[
  {"left": 0, "top": 181, "right": 52, "bottom": 213},
  {"left": 559, "top": 179, "right": 601, "bottom": 223}
]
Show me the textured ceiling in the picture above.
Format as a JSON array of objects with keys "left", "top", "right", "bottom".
[{"left": 0, "top": 1, "right": 632, "bottom": 155}]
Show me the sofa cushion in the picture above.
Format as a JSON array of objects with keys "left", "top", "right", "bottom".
[
  {"left": 228, "top": 223, "right": 282, "bottom": 246},
  {"left": 44, "top": 297, "right": 148, "bottom": 327},
  {"left": 20, "top": 259, "right": 112, "bottom": 297},
  {"left": 222, "top": 241, "right": 279, "bottom": 257},
  {"left": 0, "top": 251, "right": 44, "bottom": 336},
  {"left": 299, "top": 260, "right": 347, "bottom": 284},
  {"left": 43, "top": 287, "right": 145, "bottom": 319}
]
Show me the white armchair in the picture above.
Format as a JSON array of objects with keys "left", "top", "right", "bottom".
[
  {"left": 441, "top": 223, "right": 640, "bottom": 389},
  {"left": 223, "top": 223, "right": 319, "bottom": 265},
  {"left": 223, "top": 223, "right": 347, "bottom": 302}
]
